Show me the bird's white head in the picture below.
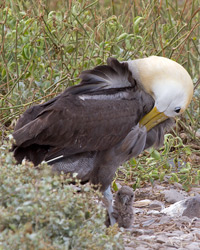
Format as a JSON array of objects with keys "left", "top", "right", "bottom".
[{"left": 127, "top": 56, "right": 193, "bottom": 130}]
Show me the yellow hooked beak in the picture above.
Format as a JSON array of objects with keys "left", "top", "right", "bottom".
[{"left": 139, "top": 107, "right": 168, "bottom": 132}]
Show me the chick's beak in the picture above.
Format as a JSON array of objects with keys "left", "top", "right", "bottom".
[
  {"left": 139, "top": 107, "right": 168, "bottom": 132},
  {"left": 122, "top": 195, "right": 129, "bottom": 205}
]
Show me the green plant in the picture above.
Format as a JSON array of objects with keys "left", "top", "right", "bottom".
[
  {"left": 0, "top": 140, "right": 123, "bottom": 249},
  {"left": 116, "top": 133, "right": 200, "bottom": 191}
]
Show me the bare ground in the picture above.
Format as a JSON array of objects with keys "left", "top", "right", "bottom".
[{"left": 121, "top": 183, "right": 200, "bottom": 250}]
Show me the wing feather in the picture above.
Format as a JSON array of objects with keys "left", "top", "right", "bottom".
[
  {"left": 13, "top": 95, "right": 147, "bottom": 150},
  {"left": 68, "top": 58, "right": 136, "bottom": 95}
]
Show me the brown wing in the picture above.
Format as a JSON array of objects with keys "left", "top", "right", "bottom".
[
  {"left": 13, "top": 93, "right": 149, "bottom": 152},
  {"left": 14, "top": 95, "right": 60, "bottom": 131}
]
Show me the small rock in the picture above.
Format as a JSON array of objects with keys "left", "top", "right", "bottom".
[
  {"left": 196, "top": 233, "right": 200, "bottom": 240},
  {"left": 162, "top": 189, "right": 186, "bottom": 203},
  {"left": 135, "top": 246, "right": 150, "bottom": 250},
  {"left": 142, "top": 218, "right": 155, "bottom": 227},
  {"left": 134, "top": 199, "right": 151, "bottom": 207},
  {"left": 147, "top": 210, "right": 160, "bottom": 215},
  {"left": 173, "top": 182, "right": 183, "bottom": 190},
  {"left": 165, "top": 232, "right": 184, "bottom": 237},
  {"left": 173, "top": 216, "right": 191, "bottom": 227},
  {"left": 157, "top": 215, "right": 171, "bottom": 225},
  {"left": 193, "top": 218, "right": 200, "bottom": 227},
  {"left": 182, "top": 196, "right": 200, "bottom": 218},
  {"left": 137, "top": 235, "right": 156, "bottom": 241},
  {"left": 161, "top": 200, "right": 186, "bottom": 217},
  {"left": 131, "top": 229, "right": 154, "bottom": 236},
  {"left": 163, "top": 244, "right": 179, "bottom": 249},
  {"left": 156, "top": 236, "right": 168, "bottom": 244},
  {"left": 134, "top": 208, "right": 144, "bottom": 214},
  {"left": 149, "top": 200, "right": 165, "bottom": 211},
  {"left": 131, "top": 229, "right": 144, "bottom": 236}
]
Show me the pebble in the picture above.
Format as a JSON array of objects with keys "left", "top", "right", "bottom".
[
  {"left": 137, "top": 235, "right": 156, "bottom": 241},
  {"left": 157, "top": 215, "right": 171, "bottom": 225},
  {"left": 156, "top": 235, "right": 168, "bottom": 243},
  {"left": 182, "top": 196, "right": 200, "bottom": 218},
  {"left": 149, "top": 200, "right": 165, "bottom": 211},
  {"left": 162, "top": 189, "right": 187, "bottom": 203},
  {"left": 131, "top": 229, "right": 154, "bottom": 236}
]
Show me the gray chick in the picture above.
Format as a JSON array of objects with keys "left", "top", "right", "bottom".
[{"left": 112, "top": 186, "right": 134, "bottom": 228}]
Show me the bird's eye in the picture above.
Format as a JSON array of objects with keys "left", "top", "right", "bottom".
[
  {"left": 131, "top": 195, "right": 134, "bottom": 198},
  {"left": 118, "top": 192, "right": 121, "bottom": 196},
  {"left": 174, "top": 107, "right": 181, "bottom": 113}
]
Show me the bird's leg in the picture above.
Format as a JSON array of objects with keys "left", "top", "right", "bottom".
[{"left": 103, "top": 185, "right": 116, "bottom": 226}]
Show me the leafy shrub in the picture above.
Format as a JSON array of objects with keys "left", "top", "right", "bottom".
[{"left": 0, "top": 141, "right": 123, "bottom": 250}]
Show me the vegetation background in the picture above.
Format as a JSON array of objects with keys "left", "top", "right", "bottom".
[{"left": 0, "top": 0, "right": 199, "bottom": 249}]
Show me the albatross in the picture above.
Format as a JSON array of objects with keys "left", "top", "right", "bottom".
[{"left": 12, "top": 56, "right": 193, "bottom": 225}]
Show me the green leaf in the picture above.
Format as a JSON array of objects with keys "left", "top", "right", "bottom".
[
  {"left": 116, "top": 33, "right": 128, "bottom": 42},
  {"left": 183, "top": 146, "right": 192, "bottom": 155},
  {"left": 179, "top": 168, "right": 190, "bottom": 174},
  {"left": 159, "top": 172, "right": 166, "bottom": 181},
  {"left": 112, "top": 180, "right": 118, "bottom": 192},
  {"left": 1, "top": 68, "right": 6, "bottom": 78},
  {"left": 151, "top": 150, "right": 161, "bottom": 160},
  {"left": 23, "top": 45, "right": 31, "bottom": 60},
  {"left": 130, "top": 158, "right": 137, "bottom": 167},
  {"left": 133, "top": 16, "right": 144, "bottom": 34},
  {"left": 170, "top": 173, "right": 179, "bottom": 182},
  {"left": 66, "top": 45, "right": 75, "bottom": 53}
]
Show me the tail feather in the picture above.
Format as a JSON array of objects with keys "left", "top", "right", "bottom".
[{"left": 12, "top": 144, "right": 49, "bottom": 166}]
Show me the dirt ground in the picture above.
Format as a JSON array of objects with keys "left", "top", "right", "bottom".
[{"left": 121, "top": 182, "right": 200, "bottom": 250}]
